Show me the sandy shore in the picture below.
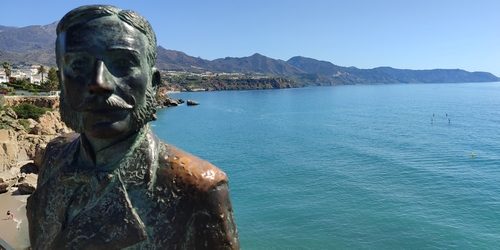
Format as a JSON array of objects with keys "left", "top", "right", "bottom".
[{"left": 0, "top": 190, "right": 30, "bottom": 249}]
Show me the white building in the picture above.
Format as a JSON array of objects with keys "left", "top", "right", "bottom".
[
  {"left": 0, "top": 71, "right": 8, "bottom": 83},
  {"left": 29, "top": 65, "right": 45, "bottom": 85},
  {"left": 10, "top": 69, "right": 28, "bottom": 81},
  {"left": 9, "top": 65, "right": 45, "bottom": 85}
]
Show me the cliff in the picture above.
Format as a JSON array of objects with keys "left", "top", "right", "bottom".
[
  {"left": 3, "top": 96, "right": 59, "bottom": 109},
  {"left": 0, "top": 96, "right": 70, "bottom": 194},
  {"left": 163, "top": 73, "right": 299, "bottom": 91},
  {"left": 0, "top": 108, "right": 70, "bottom": 169}
]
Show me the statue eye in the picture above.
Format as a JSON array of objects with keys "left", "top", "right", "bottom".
[
  {"left": 114, "top": 58, "right": 130, "bottom": 68},
  {"left": 69, "top": 58, "right": 91, "bottom": 72},
  {"left": 108, "top": 56, "right": 139, "bottom": 77}
]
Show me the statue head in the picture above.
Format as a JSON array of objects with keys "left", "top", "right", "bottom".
[{"left": 56, "top": 5, "right": 161, "bottom": 139}]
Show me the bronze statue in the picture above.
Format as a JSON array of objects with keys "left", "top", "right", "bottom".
[{"left": 26, "top": 5, "right": 239, "bottom": 249}]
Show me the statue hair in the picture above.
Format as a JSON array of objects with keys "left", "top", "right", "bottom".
[{"left": 56, "top": 5, "right": 157, "bottom": 67}]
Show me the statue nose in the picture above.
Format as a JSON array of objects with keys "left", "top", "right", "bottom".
[{"left": 89, "top": 60, "right": 114, "bottom": 94}]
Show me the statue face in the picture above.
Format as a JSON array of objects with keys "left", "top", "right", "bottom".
[{"left": 58, "top": 15, "right": 152, "bottom": 139}]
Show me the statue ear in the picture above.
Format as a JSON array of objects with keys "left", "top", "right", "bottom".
[{"left": 152, "top": 67, "right": 161, "bottom": 87}]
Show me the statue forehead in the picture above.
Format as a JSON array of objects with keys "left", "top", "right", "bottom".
[{"left": 63, "top": 15, "right": 147, "bottom": 53}]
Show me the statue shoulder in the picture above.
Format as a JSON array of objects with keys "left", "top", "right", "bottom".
[
  {"left": 156, "top": 143, "right": 228, "bottom": 193},
  {"left": 154, "top": 143, "right": 240, "bottom": 249},
  {"left": 43, "top": 132, "right": 79, "bottom": 162},
  {"left": 46, "top": 132, "right": 79, "bottom": 151},
  {"left": 38, "top": 133, "right": 79, "bottom": 184}
]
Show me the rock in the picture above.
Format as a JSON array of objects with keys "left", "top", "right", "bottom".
[
  {"left": 163, "top": 98, "right": 180, "bottom": 107},
  {"left": 0, "top": 178, "right": 8, "bottom": 193},
  {"left": 1, "top": 142, "right": 18, "bottom": 162},
  {"left": 186, "top": 100, "right": 199, "bottom": 106},
  {"left": 155, "top": 86, "right": 170, "bottom": 107},
  {"left": 0, "top": 167, "right": 19, "bottom": 182},
  {"left": 16, "top": 146, "right": 29, "bottom": 163},
  {"left": 20, "top": 162, "right": 38, "bottom": 175},
  {"left": 17, "top": 134, "right": 53, "bottom": 163},
  {"left": 33, "top": 144, "right": 47, "bottom": 168},
  {"left": 17, "top": 173, "right": 37, "bottom": 195},
  {"left": 0, "top": 113, "right": 24, "bottom": 131},
  {"left": 5, "top": 107, "right": 17, "bottom": 119},
  {"left": 0, "top": 168, "right": 18, "bottom": 192},
  {"left": 0, "top": 110, "right": 68, "bottom": 170},
  {"left": 0, "top": 129, "right": 19, "bottom": 171},
  {"left": 30, "top": 125, "right": 43, "bottom": 135},
  {"left": 0, "top": 182, "right": 8, "bottom": 193},
  {"left": 155, "top": 86, "right": 185, "bottom": 108},
  {"left": 0, "top": 129, "right": 15, "bottom": 142},
  {"left": 25, "top": 118, "right": 39, "bottom": 130},
  {"left": 32, "top": 111, "right": 70, "bottom": 135},
  {"left": 3, "top": 96, "right": 59, "bottom": 109},
  {"left": 0, "top": 102, "right": 71, "bottom": 170}
]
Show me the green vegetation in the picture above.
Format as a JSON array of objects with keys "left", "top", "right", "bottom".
[
  {"left": 37, "top": 65, "right": 46, "bottom": 84},
  {"left": 5, "top": 79, "right": 45, "bottom": 93},
  {"left": 0, "top": 86, "right": 14, "bottom": 95},
  {"left": 1, "top": 62, "right": 58, "bottom": 93},
  {"left": 12, "top": 103, "right": 51, "bottom": 120},
  {"left": 2, "top": 62, "right": 11, "bottom": 78},
  {"left": 18, "top": 119, "right": 31, "bottom": 130},
  {"left": 44, "top": 67, "right": 59, "bottom": 91}
]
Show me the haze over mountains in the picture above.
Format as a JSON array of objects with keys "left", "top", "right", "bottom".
[{"left": 0, "top": 22, "right": 498, "bottom": 84}]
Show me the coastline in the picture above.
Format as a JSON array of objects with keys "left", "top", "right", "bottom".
[{"left": 166, "top": 80, "right": 500, "bottom": 95}]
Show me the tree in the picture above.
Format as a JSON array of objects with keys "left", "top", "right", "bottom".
[
  {"left": 44, "top": 67, "right": 59, "bottom": 91},
  {"left": 2, "top": 62, "right": 11, "bottom": 79},
  {"left": 37, "top": 65, "right": 46, "bottom": 84}
]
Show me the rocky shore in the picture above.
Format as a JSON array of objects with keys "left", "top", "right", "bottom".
[
  {"left": 156, "top": 86, "right": 186, "bottom": 107},
  {"left": 0, "top": 95, "right": 71, "bottom": 249},
  {"left": 0, "top": 97, "right": 70, "bottom": 194}
]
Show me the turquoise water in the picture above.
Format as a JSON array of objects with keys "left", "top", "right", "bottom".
[{"left": 153, "top": 82, "right": 500, "bottom": 249}]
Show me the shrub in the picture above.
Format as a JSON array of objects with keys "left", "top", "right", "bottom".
[
  {"left": 12, "top": 103, "right": 50, "bottom": 120},
  {"left": 18, "top": 119, "right": 31, "bottom": 131}
]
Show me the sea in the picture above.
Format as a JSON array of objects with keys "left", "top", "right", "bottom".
[{"left": 152, "top": 82, "right": 500, "bottom": 249}]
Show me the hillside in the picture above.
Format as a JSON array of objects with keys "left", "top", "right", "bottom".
[
  {"left": 287, "top": 56, "right": 499, "bottom": 84},
  {"left": 0, "top": 22, "right": 56, "bottom": 65},
  {"left": 156, "top": 46, "right": 211, "bottom": 71},
  {"left": 0, "top": 22, "right": 498, "bottom": 86},
  {"left": 209, "top": 53, "right": 304, "bottom": 75},
  {"left": 0, "top": 22, "right": 56, "bottom": 52}
]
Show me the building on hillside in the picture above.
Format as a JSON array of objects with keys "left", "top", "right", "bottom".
[
  {"left": 29, "top": 65, "right": 44, "bottom": 85},
  {"left": 9, "top": 65, "right": 44, "bottom": 85},
  {"left": 0, "top": 71, "right": 8, "bottom": 83},
  {"left": 10, "top": 69, "right": 29, "bottom": 81}
]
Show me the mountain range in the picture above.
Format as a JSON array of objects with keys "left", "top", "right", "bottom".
[{"left": 0, "top": 22, "right": 498, "bottom": 84}]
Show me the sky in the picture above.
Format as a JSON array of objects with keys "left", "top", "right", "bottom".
[{"left": 1, "top": 0, "right": 499, "bottom": 76}]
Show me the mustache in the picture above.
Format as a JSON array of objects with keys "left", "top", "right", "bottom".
[
  {"left": 75, "top": 94, "right": 134, "bottom": 111},
  {"left": 105, "top": 95, "right": 133, "bottom": 109}
]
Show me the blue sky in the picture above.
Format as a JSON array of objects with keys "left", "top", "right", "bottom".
[{"left": 1, "top": 0, "right": 499, "bottom": 76}]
